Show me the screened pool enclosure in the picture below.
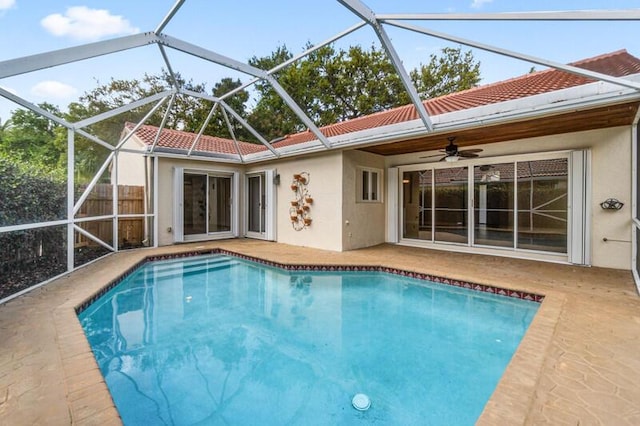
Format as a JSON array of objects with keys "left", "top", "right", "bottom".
[{"left": 1, "top": 0, "right": 640, "bottom": 301}]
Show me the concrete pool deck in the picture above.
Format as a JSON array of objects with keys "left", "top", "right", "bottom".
[{"left": 1, "top": 240, "right": 639, "bottom": 425}]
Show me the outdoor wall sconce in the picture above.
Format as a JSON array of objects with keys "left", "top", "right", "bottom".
[
  {"left": 290, "top": 172, "right": 313, "bottom": 230},
  {"left": 600, "top": 198, "right": 624, "bottom": 210}
]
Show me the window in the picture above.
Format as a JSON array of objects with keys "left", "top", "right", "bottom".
[{"left": 359, "top": 167, "right": 382, "bottom": 202}]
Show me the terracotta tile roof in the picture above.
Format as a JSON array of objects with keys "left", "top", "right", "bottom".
[
  {"left": 124, "top": 123, "right": 266, "bottom": 155},
  {"left": 126, "top": 50, "right": 640, "bottom": 155},
  {"left": 272, "top": 49, "right": 640, "bottom": 149}
]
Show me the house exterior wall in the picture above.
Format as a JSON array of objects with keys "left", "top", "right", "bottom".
[
  {"left": 264, "top": 151, "right": 344, "bottom": 252},
  {"left": 386, "top": 125, "right": 633, "bottom": 270},
  {"left": 121, "top": 125, "right": 632, "bottom": 270},
  {"left": 341, "top": 150, "right": 386, "bottom": 251},
  {"left": 111, "top": 137, "right": 147, "bottom": 186}
]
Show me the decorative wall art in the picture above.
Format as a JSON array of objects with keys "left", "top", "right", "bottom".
[{"left": 289, "top": 172, "right": 313, "bottom": 230}]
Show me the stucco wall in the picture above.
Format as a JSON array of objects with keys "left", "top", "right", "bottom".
[
  {"left": 268, "top": 152, "right": 344, "bottom": 252},
  {"left": 386, "top": 126, "right": 633, "bottom": 270},
  {"left": 342, "top": 150, "right": 386, "bottom": 251},
  {"left": 152, "top": 125, "right": 632, "bottom": 268},
  {"left": 112, "top": 137, "right": 147, "bottom": 186}
]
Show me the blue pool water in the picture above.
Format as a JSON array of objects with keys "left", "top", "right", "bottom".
[{"left": 79, "top": 254, "right": 539, "bottom": 425}]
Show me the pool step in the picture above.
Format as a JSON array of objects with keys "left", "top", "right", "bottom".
[
  {"left": 147, "top": 256, "right": 235, "bottom": 275},
  {"left": 131, "top": 258, "right": 240, "bottom": 284}
]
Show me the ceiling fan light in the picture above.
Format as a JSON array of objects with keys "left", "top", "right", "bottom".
[{"left": 445, "top": 155, "right": 460, "bottom": 162}]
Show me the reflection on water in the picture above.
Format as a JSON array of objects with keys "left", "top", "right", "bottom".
[{"left": 80, "top": 255, "right": 538, "bottom": 425}]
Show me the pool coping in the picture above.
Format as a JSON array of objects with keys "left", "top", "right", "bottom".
[{"left": 66, "top": 246, "right": 552, "bottom": 424}]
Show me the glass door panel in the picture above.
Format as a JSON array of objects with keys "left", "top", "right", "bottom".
[
  {"left": 474, "top": 163, "right": 515, "bottom": 248},
  {"left": 247, "top": 174, "right": 265, "bottom": 233},
  {"left": 402, "top": 170, "right": 432, "bottom": 240},
  {"left": 517, "top": 158, "right": 568, "bottom": 253},
  {"left": 435, "top": 167, "right": 468, "bottom": 244},
  {"left": 183, "top": 173, "right": 206, "bottom": 236},
  {"left": 209, "top": 176, "right": 231, "bottom": 233}
]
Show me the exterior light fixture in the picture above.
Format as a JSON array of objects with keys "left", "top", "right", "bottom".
[
  {"left": 600, "top": 198, "right": 624, "bottom": 210},
  {"left": 445, "top": 155, "right": 460, "bottom": 163}
]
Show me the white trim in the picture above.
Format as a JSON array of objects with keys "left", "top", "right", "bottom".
[
  {"left": 183, "top": 233, "right": 235, "bottom": 243},
  {"left": 173, "top": 167, "right": 184, "bottom": 242},
  {"left": 632, "top": 111, "right": 640, "bottom": 292},
  {"left": 265, "top": 169, "right": 277, "bottom": 241},
  {"left": 243, "top": 169, "right": 278, "bottom": 241},
  {"left": 153, "top": 156, "right": 159, "bottom": 248},
  {"left": 386, "top": 167, "right": 399, "bottom": 243},
  {"left": 232, "top": 171, "right": 240, "bottom": 237},
  {"left": 569, "top": 150, "right": 591, "bottom": 265},
  {"left": 357, "top": 166, "right": 384, "bottom": 203},
  {"left": 398, "top": 237, "right": 569, "bottom": 264}
]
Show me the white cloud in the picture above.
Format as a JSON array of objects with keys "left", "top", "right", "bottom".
[
  {"left": 0, "top": 0, "right": 15, "bottom": 11},
  {"left": 471, "top": 0, "right": 493, "bottom": 9},
  {"left": 41, "top": 6, "right": 139, "bottom": 41},
  {"left": 31, "top": 81, "right": 78, "bottom": 99}
]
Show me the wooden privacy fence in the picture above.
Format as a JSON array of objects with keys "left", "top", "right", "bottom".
[{"left": 75, "top": 184, "right": 148, "bottom": 248}]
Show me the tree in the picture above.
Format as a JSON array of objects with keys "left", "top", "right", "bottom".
[
  {"left": 410, "top": 47, "right": 481, "bottom": 99},
  {"left": 247, "top": 45, "right": 301, "bottom": 140},
  {"left": 247, "top": 44, "right": 481, "bottom": 141},
  {"left": 0, "top": 103, "right": 65, "bottom": 168},
  {"left": 314, "top": 44, "right": 410, "bottom": 122},
  {"left": 247, "top": 44, "right": 411, "bottom": 141},
  {"left": 198, "top": 77, "right": 251, "bottom": 141}
]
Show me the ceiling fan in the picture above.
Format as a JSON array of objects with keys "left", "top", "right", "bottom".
[{"left": 420, "top": 137, "right": 483, "bottom": 162}]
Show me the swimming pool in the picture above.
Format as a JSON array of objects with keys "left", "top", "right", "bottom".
[{"left": 79, "top": 253, "right": 539, "bottom": 425}]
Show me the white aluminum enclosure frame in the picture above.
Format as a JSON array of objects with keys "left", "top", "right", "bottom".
[{"left": 1, "top": 0, "right": 640, "bottom": 302}]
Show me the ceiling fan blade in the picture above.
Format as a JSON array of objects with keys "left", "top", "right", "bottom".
[
  {"left": 419, "top": 152, "right": 446, "bottom": 159},
  {"left": 459, "top": 151, "right": 480, "bottom": 158},
  {"left": 459, "top": 148, "right": 483, "bottom": 154}
]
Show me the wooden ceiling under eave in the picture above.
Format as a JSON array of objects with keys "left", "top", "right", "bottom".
[{"left": 359, "top": 101, "right": 640, "bottom": 156}]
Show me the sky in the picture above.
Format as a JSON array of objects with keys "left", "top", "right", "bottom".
[{"left": 0, "top": 0, "right": 639, "bottom": 122}]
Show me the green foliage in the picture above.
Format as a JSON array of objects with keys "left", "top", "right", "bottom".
[
  {"left": 0, "top": 103, "right": 65, "bottom": 168},
  {"left": 0, "top": 154, "right": 67, "bottom": 298},
  {"left": 248, "top": 44, "right": 480, "bottom": 141},
  {"left": 410, "top": 47, "right": 481, "bottom": 99},
  {"left": 248, "top": 44, "right": 412, "bottom": 140},
  {"left": 0, "top": 153, "right": 66, "bottom": 226},
  {"left": 196, "top": 77, "right": 251, "bottom": 141}
]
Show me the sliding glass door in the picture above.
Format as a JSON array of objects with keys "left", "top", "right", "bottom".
[
  {"left": 247, "top": 173, "right": 265, "bottom": 235},
  {"left": 434, "top": 167, "right": 468, "bottom": 244},
  {"left": 401, "top": 154, "right": 570, "bottom": 256},
  {"left": 473, "top": 163, "right": 515, "bottom": 248},
  {"left": 183, "top": 173, "right": 233, "bottom": 238},
  {"left": 245, "top": 170, "right": 276, "bottom": 241},
  {"left": 516, "top": 158, "right": 568, "bottom": 253}
]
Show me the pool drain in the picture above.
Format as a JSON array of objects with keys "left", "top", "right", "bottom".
[{"left": 352, "top": 393, "right": 371, "bottom": 411}]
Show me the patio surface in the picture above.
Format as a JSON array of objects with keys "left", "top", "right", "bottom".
[{"left": 0, "top": 240, "right": 639, "bottom": 425}]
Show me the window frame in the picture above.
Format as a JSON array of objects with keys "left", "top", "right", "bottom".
[
  {"left": 396, "top": 150, "right": 582, "bottom": 263},
  {"left": 357, "top": 166, "right": 383, "bottom": 203}
]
